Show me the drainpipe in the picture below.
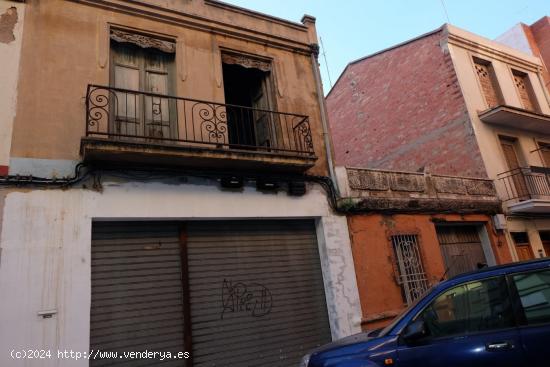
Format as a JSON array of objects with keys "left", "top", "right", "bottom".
[
  {"left": 302, "top": 15, "right": 340, "bottom": 196},
  {"left": 311, "top": 50, "right": 340, "bottom": 195}
]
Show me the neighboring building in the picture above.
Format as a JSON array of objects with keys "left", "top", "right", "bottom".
[
  {"left": 334, "top": 166, "right": 509, "bottom": 329},
  {"left": 0, "top": 1, "right": 362, "bottom": 366},
  {"left": 327, "top": 24, "right": 550, "bottom": 328},
  {"left": 496, "top": 16, "right": 550, "bottom": 88}
]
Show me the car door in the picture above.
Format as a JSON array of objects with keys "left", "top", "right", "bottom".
[
  {"left": 509, "top": 267, "right": 550, "bottom": 366},
  {"left": 396, "top": 276, "right": 524, "bottom": 367}
]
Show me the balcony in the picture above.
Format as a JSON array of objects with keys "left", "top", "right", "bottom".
[
  {"left": 498, "top": 167, "right": 550, "bottom": 213},
  {"left": 479, "top": 105, "right": 550, "bottom": 134},
  {"left": 81, "top": 85, "right": 317, "bottom": 173},
  {"left": 337, "top": 167, "right": 500, "bottom": 213}
]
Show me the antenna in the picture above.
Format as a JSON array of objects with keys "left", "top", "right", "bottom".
[
  {"left": 319, "top": 36, "right": 333, "bottom": 89},
  {"left": 439, "top": 0, "right": 450, "bottom": 23}
]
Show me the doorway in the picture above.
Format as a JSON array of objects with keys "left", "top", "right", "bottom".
[{"left": 221, "top": 54, "right": 277, "bottom": 149}]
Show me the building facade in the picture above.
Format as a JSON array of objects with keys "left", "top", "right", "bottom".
[
  {"left": 327, "top": 24, "right": 550, "bottom": 328},
  {"left": 335, "top": 166, "right": 509, "bottom": 329},
  {"left": 496, "top": 16, "right": 550, "bottom": 88},
  {"left": 0, "top": 1, "right": 362, "bottom": 366}
]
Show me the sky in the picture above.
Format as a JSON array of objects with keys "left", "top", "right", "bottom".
[{"left": 223, "top": 0, "right": 549, "bottom": 94}]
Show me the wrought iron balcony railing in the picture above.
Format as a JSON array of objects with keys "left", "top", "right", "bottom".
[
  {"left": 498, "top": 167, "right": 550, "bottom": 201},
  {"left": 85, "top": 85, "right": 315, "bottom": 156}
]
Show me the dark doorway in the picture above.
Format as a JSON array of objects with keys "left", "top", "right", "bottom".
[{"left": 222, "top": 62, "right": 275, "bottom": 149}]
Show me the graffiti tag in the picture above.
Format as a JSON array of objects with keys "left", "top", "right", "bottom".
[{"left": 221, "top": 279, "right": 272, "bottom": 319}]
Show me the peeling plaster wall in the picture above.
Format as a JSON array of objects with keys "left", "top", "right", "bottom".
[
  {"left": 0, "top": 2, "right": 25, "bottom": 174},
  {"left": 0, "top": 182, "right": 361, "bottom": 365}
]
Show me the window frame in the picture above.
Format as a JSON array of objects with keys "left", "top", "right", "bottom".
[
  {"left": 510, "top": 68, "right": 541, "bottom": 113},
  {"left": 471, "top": 56, "right": 504, "bottom": 109},
  {"left": 506, "top": 268, "right": 550, "bottom": 328}
]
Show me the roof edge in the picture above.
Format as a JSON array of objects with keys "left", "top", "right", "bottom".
[{"left": 326, "top": 25, "right": 445, "bottom": 98}]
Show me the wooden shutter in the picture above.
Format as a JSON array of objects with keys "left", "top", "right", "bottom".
[
  {"left": 436, "top": 225, "right": 487, "bottom": 278},
  {"left": 110, "top": 40, "right": 175, "bottom": 140},
  {"left": 112, "top": 43, "right": 141, "bottom": 136},
  {"left": 474, "top": 61, "right": 501, "bottom": 108},
  {"left": 513, "top": 71, "right": 537, "bottom": 112},
  {"left": 185, "top": 220, "right": 331, "bottom": 367},
  {"left": 90, "top": 222, "right": 187, "bottom": 367}
]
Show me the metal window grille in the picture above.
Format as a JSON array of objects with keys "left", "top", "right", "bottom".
[{"left": 391, "top": 234, "right": 430, "bottom": 305}]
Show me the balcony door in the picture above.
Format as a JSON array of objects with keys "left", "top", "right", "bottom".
[
  {"left": 500, "top": 137, "right": 529, "bottom": 199},
  {"left": 221, "top": 52, "right": 277, "bottom": 150},
  {"left": 110, "top": 38, "right": 176, "bottom": 141}
]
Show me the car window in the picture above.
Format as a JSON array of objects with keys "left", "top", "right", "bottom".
[
  {"left": 512, "top": 269, "right": 550, "bottom": 325},
  {"left": 415, "top": 277, "right": 514, "bottom": 338}
]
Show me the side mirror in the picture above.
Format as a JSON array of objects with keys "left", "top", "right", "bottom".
[{"left": 402, "top": 320, "right": 427, "bottom": 342}]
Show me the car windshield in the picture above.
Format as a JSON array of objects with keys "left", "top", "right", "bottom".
[{"left": 378, "top": 287, "right": 432, "bottom": 337}]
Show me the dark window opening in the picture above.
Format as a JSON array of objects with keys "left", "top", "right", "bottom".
[{"left": 222, "top": 61, "right": 276, "bottom": 148}]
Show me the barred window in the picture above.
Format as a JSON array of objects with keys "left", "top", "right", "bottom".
[{"left": 391, "top": 234, "right": 430, "bottom": 305}]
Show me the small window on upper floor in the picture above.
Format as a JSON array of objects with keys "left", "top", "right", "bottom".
[
  {"left": 511, "top": 69, "right": 540, "bottom": 113},
  {"left": 473, "top": 57, "right": 502, "bottom": 109}
]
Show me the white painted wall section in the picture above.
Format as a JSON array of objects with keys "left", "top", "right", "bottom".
[{"left": 0, "top": 182, "right": 362, "bottom": 366}]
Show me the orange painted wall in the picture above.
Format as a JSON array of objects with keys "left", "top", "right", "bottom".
[{"left": 348, "top": 213, "right": 512, "bottom": 330}]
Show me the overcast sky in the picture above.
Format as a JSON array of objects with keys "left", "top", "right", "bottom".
[{"left": 223, "top": 0, "right": 548, "bottom": 94}]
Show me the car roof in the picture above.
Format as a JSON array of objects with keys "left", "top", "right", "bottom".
[{"left": 447, "top": 258, "right": 550, "bottom": 283}]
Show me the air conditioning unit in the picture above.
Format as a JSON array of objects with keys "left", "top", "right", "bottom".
[{"left": 492, "top": 214, "right": 507, "bottom": 231}]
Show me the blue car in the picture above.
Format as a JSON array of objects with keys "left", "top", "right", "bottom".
[{"left": 302, "top": 259, "right": 550, "bottom": 367}]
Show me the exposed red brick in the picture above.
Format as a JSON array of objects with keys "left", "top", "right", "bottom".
[
  {"left": 529, "top": 16, "right": 550, "bottom": 90},
  {"left": 326, "top": 30, "right": 487, "bottom": 178}
]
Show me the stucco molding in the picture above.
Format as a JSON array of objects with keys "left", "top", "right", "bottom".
[
  {"left": 446, "top": 32, "right": 543, "bottom": 73},
  {"left": 67, "top": 0, "right": 314, "bottom": 55}
]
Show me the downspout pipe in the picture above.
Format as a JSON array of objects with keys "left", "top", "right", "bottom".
[{"left": 309, "top": 45, "right": 340, "bottom": 196}]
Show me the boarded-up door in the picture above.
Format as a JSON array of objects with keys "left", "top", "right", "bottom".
[
  {"left": 436, "top": 225, "right": 487, "bottom": 278},
  {"left": 90, "top": 222, "right": 187, "bottom": 367},
  {"left": 185, "top": 220, "right": 331, "bottom": 367}
]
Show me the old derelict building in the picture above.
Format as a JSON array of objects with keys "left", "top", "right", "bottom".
[
  {"left": 334, "top": 166, "right": 510, "bottom": 329},
  {"left": 0, "top": 1, "right": 362, "bottom": 366},
  {"left": 324, "top": 23, "right": 550, "bottom": 328}
]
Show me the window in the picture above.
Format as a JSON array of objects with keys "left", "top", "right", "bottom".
[
  {"left": 473, "top": 58, "right": 502, "bottom": 108},
  {"left": 513, "top": 269, "right": 550, "bottom": 325},
  {"left": 512, "top": 69, "right": 539, "bottom": 112},
  {"left": 391, "top": 234, "right": 430, "bottom": 305},
  {"left": 110, "top": 29, "right": 176, "bottom": 140},
  {"left": 416, "top": 277, "right": 514, "bottom": 338},
  {"left": 221, "top": 51, "right": 278, "bottom": 148}
]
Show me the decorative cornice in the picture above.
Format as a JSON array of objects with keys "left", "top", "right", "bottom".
[
  {"left": 446, "top": 32, "right": 542, "bottom": 72},
  {"left": 205, "top": 0, "right": 308, "bottom": 31},
  {"left": 67, "top": 0, "right": 314, "bottom": 55}
]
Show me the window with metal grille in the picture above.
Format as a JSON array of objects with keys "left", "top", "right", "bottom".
[
  {"left": 391, "top": 234, "right": 430, "bottom": 305},
  {"left": 473, "top": 57, "right": 502, "bottom": 108}
]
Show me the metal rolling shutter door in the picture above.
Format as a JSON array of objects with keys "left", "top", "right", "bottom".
[
  {"left": 186, "top": 220, "right": 331, "bottom": 367},
  {"left": 90, "top": 222, "right": 186, "bottom": 367}
]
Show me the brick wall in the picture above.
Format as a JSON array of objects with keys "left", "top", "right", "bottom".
[
  {"left": 326, "top": 30, "right": 487, "bottom": 177},
  {"left": 530, "top": 16, "right": 550, "bottom": 89}
]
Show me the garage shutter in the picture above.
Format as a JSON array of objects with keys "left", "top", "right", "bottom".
[
  {"left": 186, "top": 220, "right": 331, "bottom": 367},
  {"left": 90, "top": 222, "right": 186, "bottom": 366},
  {"left": 436, "top": 225, "right": 487, "bottom": 278}
]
